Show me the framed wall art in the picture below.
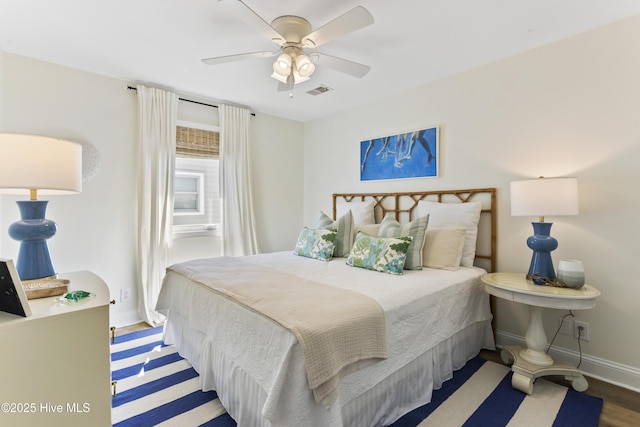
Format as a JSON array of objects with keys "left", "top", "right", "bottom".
[{"left": 360, "top": 126, "right": 438, "bottom": 181}]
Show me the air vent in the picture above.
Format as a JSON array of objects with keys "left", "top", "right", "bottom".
[{"left": 307, "top": 85, "right": 333, "bottom": 96}]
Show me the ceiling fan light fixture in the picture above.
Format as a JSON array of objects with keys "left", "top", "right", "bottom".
[
  {"left": 270, "top": 70, "right": 289, "bottom": 83},
  {"left": 294, "top": 54, "right": 316, "bottom": 78},
  {"left": 271, "top": 53, "right": 292, "bottom": 83},
  {"left": 292, "top": 70, "right": 311, "bottom": 84},
  {"left": 273, "top": 53, "right": 291, "bottom": 73}
]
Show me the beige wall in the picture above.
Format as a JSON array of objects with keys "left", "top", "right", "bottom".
[
  {"left": 303, "top": 15, "right": 640, "bottom": 390},
  {"left": 0, "top": 53, "right": 304, "bottom": 326}
]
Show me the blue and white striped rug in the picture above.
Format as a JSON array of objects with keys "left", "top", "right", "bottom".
[{"left": 111, "top": 326, "right": 603, "bottom": 426}]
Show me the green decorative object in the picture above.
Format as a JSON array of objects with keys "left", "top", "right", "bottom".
[{"left": 64, "top": 290, "right": 92, "bottom": 301}]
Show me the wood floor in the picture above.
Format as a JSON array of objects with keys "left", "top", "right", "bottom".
[{"left": 115, "top": 323, "right": 640, "bottom": 426}]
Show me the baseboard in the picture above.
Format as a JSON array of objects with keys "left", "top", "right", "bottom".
[
  {"left": 496, "top": 330, "right": 640, "bottom": 394},
  {"left": 110, "top": 308, "right": 142, "bottom": 328}
]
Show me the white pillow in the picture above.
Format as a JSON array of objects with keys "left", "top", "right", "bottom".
[
  {"left": 336, "top": 200, "right": 376, "bottom": 225},
  {"left": 417, "top": 201, "right": 482, "bottom": 267},
  {"left": 422, "top": 227, "right": 466, "bottom": 270}
]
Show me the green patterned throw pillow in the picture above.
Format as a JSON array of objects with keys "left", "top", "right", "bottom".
[
  {"left": 317, "top": 210, "right": 354, "bottom": 257},
  {"left": 377, "top": 213, "right": 429, "bottom": 270},
  {"left": 293, "top": 227, "right": 338, "bottom": 261},
  {"left": 346, "top": 231, "right": 413, "bottom": 275}
]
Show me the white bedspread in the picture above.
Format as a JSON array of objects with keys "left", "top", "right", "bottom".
[
  {"left": 156, "top": 251, "right": 494, "bottom": 426},
  {"left": 166, "top": 256, "right": 387, "bottom": 407}
]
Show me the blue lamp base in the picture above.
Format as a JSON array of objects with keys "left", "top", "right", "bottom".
[
  {"left": 8, "top": 200, "right": 58, "bottom": 281},
  {"left": 526, "top": 222, "right": 558, "bottom": 285}
]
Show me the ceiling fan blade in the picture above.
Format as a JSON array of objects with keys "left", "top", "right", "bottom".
[
  {"left": 310, "top": 53, "right": 371, "bottom": 78},
  {"left": 202, "top": 51, "right": 277, "bottom": 65},
  {"left": 225, "top": 0, "right": 286, "bottom": 44},
  {"left": 302, "top": 6, "right": 374, "bottom": 48}
]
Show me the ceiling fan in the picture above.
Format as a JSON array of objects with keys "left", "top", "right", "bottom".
[{"left": 202, "top": 1, "right": 374, "bottom": 90}]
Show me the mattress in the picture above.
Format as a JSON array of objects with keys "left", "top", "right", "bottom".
[{"left": 156, "top": 251, "right": 495, "bottom": 426}]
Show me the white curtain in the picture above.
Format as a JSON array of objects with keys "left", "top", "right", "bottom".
[
  {"left": 219, "top": 104, "right": 260, "bottom": 256},
  {"left": 136, "top": 84, "right": 178, "bottom": 325}
]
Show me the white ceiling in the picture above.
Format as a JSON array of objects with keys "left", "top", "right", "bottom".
[{"left": 1, "top": 0, "right": 639, "bottom": 122}]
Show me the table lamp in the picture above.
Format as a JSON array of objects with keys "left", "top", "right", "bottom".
[
  {"left": 0, "top": 133, "right": 82, "bottom": 281},
  {"left": 510, "top": 177, "right": 578, "bottom": 285}
]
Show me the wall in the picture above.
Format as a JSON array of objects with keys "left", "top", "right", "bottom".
[
  {"left": 0, "top": 53, "right": 304, "bottom": 326},
  {"left": 303, "top": 15, "right": 640, "bottom": 390},
  {"left": 1, "top": 53, "right": 139, "bottom": 328}
]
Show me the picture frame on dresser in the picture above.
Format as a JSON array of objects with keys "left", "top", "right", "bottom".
[
  {"left": 360, "top": 126, "right": 439, "bottom": 181},
  {"left": 0, "top": 258, "right": 31, "bottom": 317}
]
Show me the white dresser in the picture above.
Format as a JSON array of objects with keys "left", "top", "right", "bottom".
[{"left": 0, "top": 271, "right": 111, "bottom": 426}]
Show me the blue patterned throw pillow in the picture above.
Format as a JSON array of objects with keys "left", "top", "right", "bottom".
[
  {"left": 346, "top": 231, "right": 413, "bottom": 275},
  {"left": 293, "top": 227, "right": 338, "bottom": 261}
]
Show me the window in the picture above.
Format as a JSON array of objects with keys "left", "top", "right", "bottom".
[
  {"left": 174, "top": 171, "right": 204, "bottom": 215},
  {"left": 173, "top": 122, "right": 221, "bottom": 238}
]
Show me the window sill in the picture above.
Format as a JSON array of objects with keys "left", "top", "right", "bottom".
[{"left": 173, "top": 224, "right": 220, "bottom": 239}]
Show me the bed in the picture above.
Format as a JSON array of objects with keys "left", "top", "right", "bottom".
[{"left": 156, "top": 188, "right": 497, "bottom": 426}]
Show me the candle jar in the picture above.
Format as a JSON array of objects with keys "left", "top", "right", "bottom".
[{"left": 557, "top": 259, "right": 585, "bottom": 288}]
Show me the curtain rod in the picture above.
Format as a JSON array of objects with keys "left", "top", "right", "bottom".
[{"left": 127, "top": 86, "right": 255, "bottom": 116}]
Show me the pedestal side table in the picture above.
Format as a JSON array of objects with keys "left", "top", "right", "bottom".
[{"left": 481, "top": 272, "right": 600, "bottom": 394}]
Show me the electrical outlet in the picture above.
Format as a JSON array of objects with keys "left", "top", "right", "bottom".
[
  {"left": 574, "top": 320, "right": 589, "bottom": 341},
  {"left": 120, "top": 288, "right": 131, "bottom": 302},
  {"left": 558, "top": 317, "right": 573, "bottom": 336}
]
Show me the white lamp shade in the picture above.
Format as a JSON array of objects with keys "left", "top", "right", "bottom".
[
  {"left": 271, "top": 70, "right": 290, "bottom": 84},
  {"left": 292, "top": 70, "right": 311, "bottom": 84},
  {"left": 295, "top": 54, "right": 315, "bottom": 78},
  {"left": 0, "top": 133, "right": 82, "bottom": 195},
  {"left": 510, "top": 177, "right": 578, "bottom": 217},
  {"left": 271, "top": 53, "right": 292, "bottom": 83},
  {"left": 272, "top": 54, "right": 291, "bottom": 75}
]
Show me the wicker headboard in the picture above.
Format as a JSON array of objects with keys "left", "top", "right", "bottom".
[{"left": 332, "top": 188, "right": 497, "bottom": 273}]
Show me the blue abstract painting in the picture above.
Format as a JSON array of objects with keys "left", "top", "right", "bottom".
[{"left": 360, "top": 127, "right": 438, "bottom": 181}]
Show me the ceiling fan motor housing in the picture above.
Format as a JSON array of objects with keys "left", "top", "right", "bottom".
[{"left": 270, "top": 15, "right": 313, "bottom": 45}]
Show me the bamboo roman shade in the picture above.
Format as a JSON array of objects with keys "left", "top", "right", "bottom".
[{"left": 176, "top": 126, "right": 219, "bottom": 158}]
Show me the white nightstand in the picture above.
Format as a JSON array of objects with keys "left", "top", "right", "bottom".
[
  {"left": 481, "top": 272, "right": 600, "bottom": 395},
  {"left": 0, "top": 271, "right": 111, "bottom": 426}
]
